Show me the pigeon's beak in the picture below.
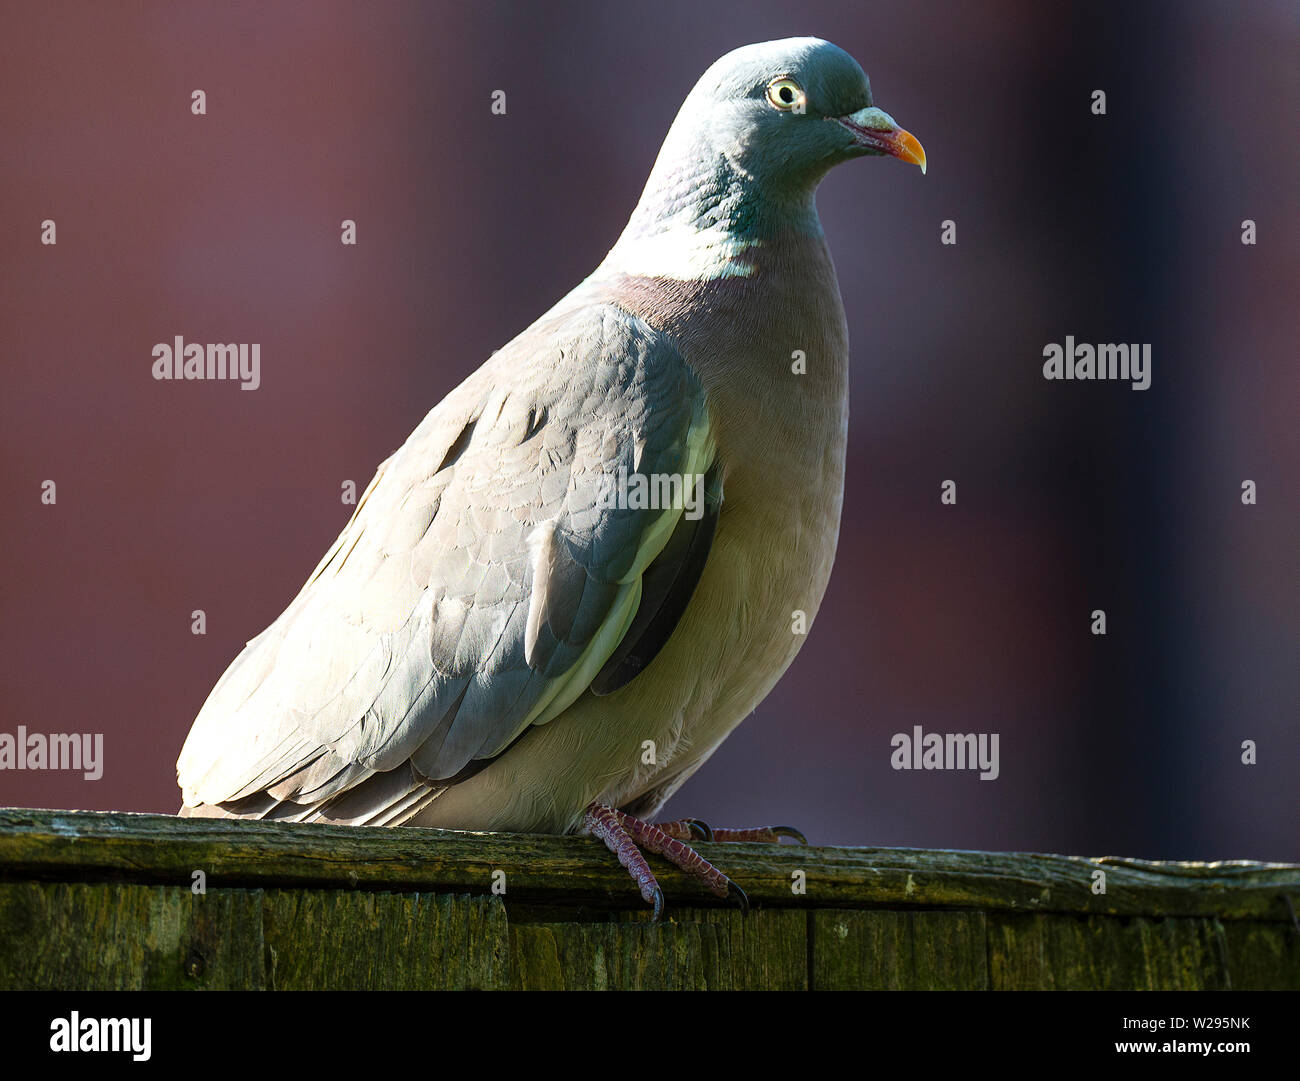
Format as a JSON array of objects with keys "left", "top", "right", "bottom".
[{"left": 835, "top": 106, "right": 927, "bottom": 174}]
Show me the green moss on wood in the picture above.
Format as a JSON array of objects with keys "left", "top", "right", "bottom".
[{"left": 1, "top": 808, "right": 1296, "bottom": 990}]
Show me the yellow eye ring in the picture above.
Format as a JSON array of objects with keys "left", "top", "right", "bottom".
[{"left": 766, "top": 76, "right": 805, "bottom": 111}]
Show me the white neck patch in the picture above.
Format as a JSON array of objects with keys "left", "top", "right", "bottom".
[{"left": 596, "top": 218, "right": 760, "bottom": 282}]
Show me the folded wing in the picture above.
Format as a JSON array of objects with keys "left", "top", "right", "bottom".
[{"left": 176, "top": 304, "right": 718, "bottom": 824}]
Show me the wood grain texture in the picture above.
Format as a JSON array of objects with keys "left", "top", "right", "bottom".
[
  {"left": 988, "top": 912, "right": 1233, "bottom": 990},
  {"left": 812, "top": 910, "right": 988, "bottom": 989},
  {"left": 3, "top": 809, "right": 1297, "bottom": 919},
  {"left": 0, "top": 882, "right": 265, "bottom": 990},
  {"left": 508, "top": 908, "right": 807, "bottom": 990},
  {"left": 1, "top": 808, "right": 1296, "bottom": 990},
  {"left": 1220, "top": 919, "right": 1300, "bottom": 991},
  {"left": 262, "top": 890, "right": 507, "bottom": 990}
]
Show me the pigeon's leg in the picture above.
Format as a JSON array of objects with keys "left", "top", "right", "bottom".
[
  {"left": 583, "top": 803, "right": 665, "bottom": 919},
  {"left": 654, "top": 818, "right": 808, "bottom": 845},
  {"left": 583, "top": 803, "right": 746, "bottom": 920}
]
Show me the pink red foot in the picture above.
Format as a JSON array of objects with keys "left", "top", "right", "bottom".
[
  {"left": 582, "top": 803, "right": 748, "bottom": 920},
  {"left": 653, "top": 818, "right": 809, "bottom": 845}
]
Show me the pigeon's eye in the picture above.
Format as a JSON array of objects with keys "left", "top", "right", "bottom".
[{"left": 765, "top": 77, "right": 805, "bottom": 111}]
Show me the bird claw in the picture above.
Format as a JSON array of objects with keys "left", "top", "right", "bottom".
[
  {"left": 707, "top": 823, "right": 810, "bottom": 845},
  {"left": 583, "top": 805, "right": 801, "bottom": 918},
  {"left": 585, "top": 803, "right": 744, "bottom": 919},
  {"left": 725, "top": 876, "right": 750, "bottom": 916},
  {"left": 651, "top": 818, "right": 808, "bottom": 845}
]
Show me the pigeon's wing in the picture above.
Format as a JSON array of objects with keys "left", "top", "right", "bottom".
[{"left": 176, "top": 303, "right": 718, "bottom": 824}]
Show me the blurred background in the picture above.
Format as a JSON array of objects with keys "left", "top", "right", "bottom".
[{"left": 1, "top": 1, "right": 1296, "bottom": 859}]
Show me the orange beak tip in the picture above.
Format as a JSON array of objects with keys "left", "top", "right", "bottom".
[{"left": 897, "top": 130, "right": 927, "bottom": 174}]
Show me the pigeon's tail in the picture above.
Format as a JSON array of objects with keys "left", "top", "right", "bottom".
[
  {"left": 177, "top": 793, "right": 310, "bottom": 822},
  {"left": 176, "top": 767, "right": 447, "bottom": 827},
  {"left": 177, "top": 802, "right": 222, "bottom": 819}
]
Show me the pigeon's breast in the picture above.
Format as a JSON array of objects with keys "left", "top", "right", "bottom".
[
  {"left": 408, "top": 235, "right": 852, "bottom": 832},
  {"left": 590, "top": 233, "right": 851, "bottom": 800}
]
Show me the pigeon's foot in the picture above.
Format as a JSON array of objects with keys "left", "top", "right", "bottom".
[
  {"left": 582, "top": 803, "right": 747, "bottom": 921},
  {"left": 654, "top": 819, "right": 809, "bottom": 845}
]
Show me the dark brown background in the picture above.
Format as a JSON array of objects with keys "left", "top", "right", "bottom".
[{"left": 2, "top": 1, "right": 1296, "bottom": 857}]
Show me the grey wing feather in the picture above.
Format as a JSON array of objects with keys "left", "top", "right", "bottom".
[
  {"left": 177, "top": 303, "right": 716, "bottom": 823},
  {"left": 591, "top": 463, "right": 723, "bottom": 695}
]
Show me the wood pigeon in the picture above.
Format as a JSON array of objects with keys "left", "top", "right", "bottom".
[{"left": 177, "top": 37, "right": 926, "bottom": 917}]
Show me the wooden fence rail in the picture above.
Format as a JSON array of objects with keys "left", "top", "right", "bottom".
[{"left": 0, "top": 808, "right": 1296, "bottom": 990}]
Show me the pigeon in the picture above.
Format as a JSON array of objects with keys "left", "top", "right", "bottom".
[{"left": 177, "top": 37, "right": 925, "bottom": 917}]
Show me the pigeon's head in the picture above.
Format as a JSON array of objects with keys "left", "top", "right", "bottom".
[
  {"left": 678, "top": 38, "right": 926, "bottom": 192},
  {"left": 607, "top": 38, "right": 925, "bottom": 279}
]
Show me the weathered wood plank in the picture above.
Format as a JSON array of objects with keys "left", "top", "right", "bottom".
[
  {"left": 2, "top": 808, "right": 1296, "bottom": 990},
  {"left": 811, "top": 910, "right": 987, "bottom": 989},
  {"left": 819, "top": 911, "right": 1237, "bottom": 990},
  {"left": 2, "top": 809, "right": 1296, "bottom": 920},
  {"left": 1220, "top": 919, "right": 1300, "bottom": 990},
  {"left": 262, "top": 890, "right": 508, "bottom": 990},
  {"left": 509, "top": 908, "right": 806, "bottom": 990},
  {"left": 815, "top": 910, "right": 912, "bottom": 989},
  {"left": 0, "top": 882, "right": 265, "bottom": 990},
  {"left": 510, "top": 920, "right": 722, "bottom": 990},
  {"left": 1139, "top": 916, "right": 1230, "bottom": 990},
  {"left": 988, "top": 912, "right": 1048, "bottom": 989},
  {"left": 0, "top": 882, "right": 509, "bottom": 991},
  {"left": 1029, "top": 914, "right": 1229, "bottom": 990},
  {"left": 709, "top": 908, "right": 808, "bottom": 990}
]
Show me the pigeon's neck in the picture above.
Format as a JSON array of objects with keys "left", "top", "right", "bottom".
[{"left": 594, "top": 144, "right": 823, "bottom": 283}]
